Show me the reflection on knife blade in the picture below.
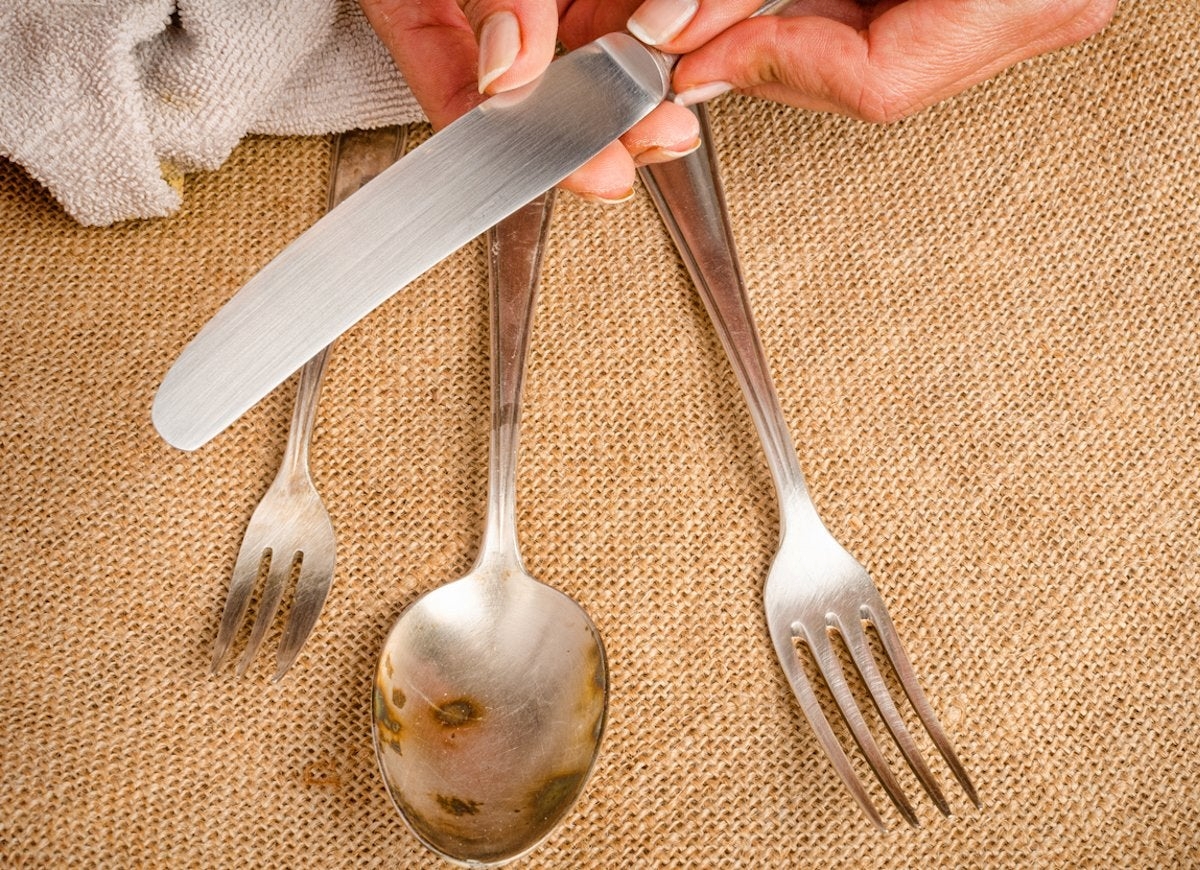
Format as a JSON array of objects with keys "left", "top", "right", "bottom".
[{"left": 153, "top": 34, "right": 672, "bottom": 451}]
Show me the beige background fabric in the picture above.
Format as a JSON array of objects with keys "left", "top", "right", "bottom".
[{"left": 2, "top": 3, "right": 1198, "bottom": 866}]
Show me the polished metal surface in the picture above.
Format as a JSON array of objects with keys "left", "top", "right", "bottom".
[
  {"left": 153, "top": 1, "right": 804, "bottom": 453},
  {"left": 640, "top": 106, "right": 979, "bottom": 828},
  {"left": 152, "top": 33, "right": 670, "bottom": 451},
  {"left": 210, "top": 127, "right": 407, "bottom": 680},
  {"left": 372, "top": 192, "right": 607, "bottom": 867}
]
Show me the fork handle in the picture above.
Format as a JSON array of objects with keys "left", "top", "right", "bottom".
[
  {"left": 279, "top": 345, "right": 331, "bottom": 473},
  {"left": 640, "top": 105, "right": 812, "bottom": 515},
  {"left": 278, "top": 128, "right": 409, "bottom": 475}
]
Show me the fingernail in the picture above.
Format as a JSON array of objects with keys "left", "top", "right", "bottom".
[
  {"left": 627, "top": 0, "right": 699, "bottom": 46},
  {"left": 673, "top": 81, "right": 734, "bottom": 107},
  {"left": 633, "top": 136, "right": 702, "bottom": 165},
  {"left": 478, "top": 11, "right": 521, "bottom": 93},
  {"left": 576, "top": 188, "right": 636, "bottom": 205}
]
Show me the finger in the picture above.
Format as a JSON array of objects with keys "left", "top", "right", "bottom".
[
  {"left": 558, "top": 141, "right": 637, "bottom": 203},
  {"left": 556, "top": 100, "right": 700, "bottom": 202},
  {"left": 358, "top": 0, "right": 560, "bottom": 128},
  {"left": 620, "top": 100, "right": 701, "bottom": 166},
  {"left": 625, "top": 0, "right": 762, "bottom": 49},
  {"left": 358, "top": 0, "right": 481, "bottom": 127},
  {"left": 671, "top": 0, "right": 1117, "bottom": 122},
  {"left": 454, "top": 0, "right": 561, "bottom": 94},
  {"left": 558, "top": 0, "right": 641, "bottom": 48},
  {"left": 562, "top": 0, "right": 882, "bottom": 50}
]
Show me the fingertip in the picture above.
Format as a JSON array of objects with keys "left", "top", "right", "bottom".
[
  {"left": 477, "top": 11, "right": 520, "bottom": 93},
  {"left": 558, "top": 141, "right": 637, "bottom": 204},
  {"left": 572, "top": 188, "right": 638, "bottom": 206},
  {"left": 672, "top": 81, "right": 734, "bottom": 107},
  {"left": 632, "top": 136, "right": 701, "bottom": 166},
  {"left": 620, "top": 99, "right": 701, "bottom": 160},
  {"left": 626, "top": 0, "right": 765, "bottom": 52},
  {"left": 669, "top": 16, "right": 800, "bottom": 105},
  {"left": 668, "top": 25, "right": 758, "bottom": 102},
  {"left": 480, "top": 41, "right": 557, "bottom": 96},
  {"left": 627, "top": 0, "right": 699, "bottom": 47},
  {"left": 473, "top": 4, "right": 558, "bottom": 95}
]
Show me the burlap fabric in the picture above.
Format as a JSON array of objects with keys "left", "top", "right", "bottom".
[{"left": 2, "top": 3, "right": 1197, "bottom": 866}]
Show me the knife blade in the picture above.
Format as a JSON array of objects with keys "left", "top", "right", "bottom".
[{"left": 154, "top": 4, "right": 794, "bottom": 451}]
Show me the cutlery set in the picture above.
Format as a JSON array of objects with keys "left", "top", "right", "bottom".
[{"left": 172, "top": 14, "right": 977, "bottom": 865}]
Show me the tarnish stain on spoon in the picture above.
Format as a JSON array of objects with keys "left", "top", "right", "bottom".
[
  {"left": 437, "top": 795, "right": 483, "bottom": 817},
  {"left": 530, "top": 771, "right": 588, "bottom": 821},
  {"left": 433, "top": 698, "right": 484, "bottom": 729},
  {"left": 372, "top": 681, "right": 405, "bottom": 756}
]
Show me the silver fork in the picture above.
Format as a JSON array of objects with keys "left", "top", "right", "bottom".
[
  {"left": 640, "top": 106, "right": 979, "bottom": 828},
  {"left": 211, "top": 126, "right": 407, "bottom": 680}
]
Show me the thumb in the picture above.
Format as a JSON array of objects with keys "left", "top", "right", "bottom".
[
  {"left": 671, "top": 16, "right": 870, "bottom": 115},
  {"left": 672, "top": 2, "right": 1117, "bottom": 122},
  {"left": 456, "top": 0, "right": 559, "bottom": 94}
]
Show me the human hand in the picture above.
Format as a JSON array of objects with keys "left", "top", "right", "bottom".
[
  {"left": 605, "top": 0, "right": 1117, "bottom": 122},
  {"left": 358, "top": 0, "right": 1114, "bottom": 200},
  {"left": 357, "top": 0, "right": 701, "bottom": 203}
]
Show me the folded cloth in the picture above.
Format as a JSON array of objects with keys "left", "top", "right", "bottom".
[{"left": 0, "top": 0, "right": 423, "bottom": 226}]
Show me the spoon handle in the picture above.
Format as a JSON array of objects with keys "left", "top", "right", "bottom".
[{"left": 479, "top": 191, "right": 557, "bottom": 565}]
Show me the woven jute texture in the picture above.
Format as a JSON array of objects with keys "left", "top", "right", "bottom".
[{"left": 2, "top": 4, "right": 1197, "bottom": 866}]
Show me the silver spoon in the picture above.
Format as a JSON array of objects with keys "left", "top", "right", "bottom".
[{"left": 372, "top": 191, "right": 607, "bottom": 867}]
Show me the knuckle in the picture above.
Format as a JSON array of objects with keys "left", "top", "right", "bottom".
[
  {"left": 1070, "top": 0, "right": 1119, "bottom": 40},
  {"left": 1041, "top": 0, "right": 1118, "bottom": 43},
  {"left": 853, "top": 80, "right": 914, "bottom": 125},
  {"left": 457, "top": 0, "right": 494, "bottom": 27}
]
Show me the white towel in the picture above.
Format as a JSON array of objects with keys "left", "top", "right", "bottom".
[{"left": 0, "top": 0, "right": 423, "bottom": 226}]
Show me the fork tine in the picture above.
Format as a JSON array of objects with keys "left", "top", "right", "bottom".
[
  {"left": 806, "top": 622, "right": 921, "bottom": 828},
  {"left": 272, "top": 544, "right": 335, "bottom": 681},
  {"left": 866, "top": 604, "right": 981, "bottom": 809},
  {"left": 770, "top": 629, "right": 888, "bottom": 831},
  {"left": 235, "top": 548, "right": 295, "bottom": 676},
  {"left": 211, "top": 544, "right": 266, "bottom": 673},
  {"left": 838, "top": 613, "right": 950, "bottom": 816}
]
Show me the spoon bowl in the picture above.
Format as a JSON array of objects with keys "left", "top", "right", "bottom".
[
  {"left": 372, "top": 191, "right": 608, "bottom": 866},
  {"left": 373, "top": 560, "right": 606, "bottom": 865}
]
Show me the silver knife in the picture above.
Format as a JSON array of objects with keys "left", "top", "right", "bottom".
[{"left": 153, "top": 3, "right": 794, "bottom": 451}]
